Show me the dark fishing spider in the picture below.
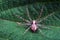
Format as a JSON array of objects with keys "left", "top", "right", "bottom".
[{"left": 13, "top": 5, "right": 55, "bottom": 36}]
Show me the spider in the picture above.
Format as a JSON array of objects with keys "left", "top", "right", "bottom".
[{"left": 13, "top": 5, "right": 55, "bottom": 36}]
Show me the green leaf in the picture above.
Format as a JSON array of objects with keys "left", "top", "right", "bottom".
[{"left": 0, "top": 1, "right": 60, "bottom": 40}]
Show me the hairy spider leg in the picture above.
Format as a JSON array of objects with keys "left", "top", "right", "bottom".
[
  {"left": 17, "top": 22, "right": 31, "bottom": 26},
  {"left": 13, "top": 14, "right": 30, "bottom": 23},
  {"left": 23, "top": 27, "right": 30, "bottom": 35},
  {"left": 36, "top": 5, "right": 44, "bottom": 21},
  {"left": 26, "top": 5, "right": 32, "bottom": 21},
  {"left": 43, "top": 5, "right": 52, "bottom": 26},
  {"left": 38, "top": 28, "right": 49, "bottom": 38},
  {"left": 37, "top": 24, "right": 51, "bottom": 30},
  {"left": 38, "top": 12, "right": 55, "bottom": 23},
  {"left": 37, "top": 12, "right": 54, "bottom": 30}
]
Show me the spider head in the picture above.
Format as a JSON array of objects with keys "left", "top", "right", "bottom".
[{"left": 32, "top": 20, "right": 37, "bottom": 24}]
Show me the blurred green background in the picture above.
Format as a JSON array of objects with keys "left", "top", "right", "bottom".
[{"left": 0, "top": 0, "right": 60, "bottom": 40}]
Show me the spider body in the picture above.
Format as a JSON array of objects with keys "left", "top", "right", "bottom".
[{"left": 30, "top": 20, "right": 38, "bottom": 32}]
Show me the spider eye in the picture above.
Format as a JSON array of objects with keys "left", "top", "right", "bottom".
[
  {"left": 35, "top": 22, "right": 37, "bottom": 24},
  {"left": 31, "top": 22, "right": 33, "bottom": 24}
]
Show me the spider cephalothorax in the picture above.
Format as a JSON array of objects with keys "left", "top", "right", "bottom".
[{"left": 14, "top": 5, "right": 55, "bottom": 36}]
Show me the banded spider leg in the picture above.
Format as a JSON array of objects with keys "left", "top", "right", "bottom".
[
  {"left": 35, "top": 5, "right": 52, "bottom": 37},
  {"left": 22, "top": 5, "right": 33, "bottom": 35},
  {"left": 13, "top": 5, "right": 32, "bottom": 35},
  {"left": 36, "top": 4, "right": 60, "bottom": 38}
]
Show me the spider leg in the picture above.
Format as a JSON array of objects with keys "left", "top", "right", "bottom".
[
  {"left": 17, "top": 22, "right": 31, "bottom": 26},
  {"left": 22, "top": 27, "right": 30, "bottom": 35},
  {"left": 37, "top": 24, "right": 51, "bottom": 30},
  {"left": 38, "top": 12, "right": 55, "bottom": 23},
  {"left": 13, "top": 14, "right": 30, "bottom": 23},
  {"left": 26, "top": 5, "right": 32, "bottom": 21},
  {"left": 38, "top": 28, "right": 49, "bottom": 38},
  {"left": 36, "top": 5, "right": 44, "bottom": 21}
]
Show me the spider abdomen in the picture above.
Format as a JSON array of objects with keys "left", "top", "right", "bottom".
[{"left": 31, "top": 24, "right": 38, "bottom": 32}]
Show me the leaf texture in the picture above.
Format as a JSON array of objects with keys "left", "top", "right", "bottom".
[{"left": 0, "top": 1, "right": 60, "bottom": 40}]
